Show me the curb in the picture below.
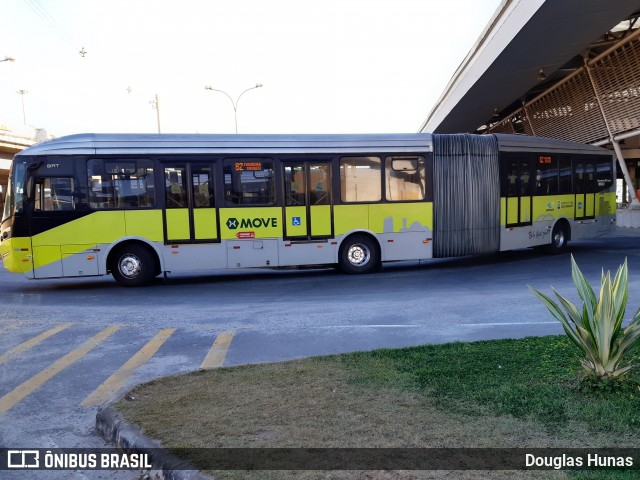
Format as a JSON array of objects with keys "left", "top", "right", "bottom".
[{"left": 96, "top": 405, "right": 211, "bottom": 480}]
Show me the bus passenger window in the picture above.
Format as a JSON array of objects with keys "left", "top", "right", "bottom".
[
  {"left": 88, "top": 159, "right": 155, "bottom": 209},
  {"left": 164, "top": 167, "right": 187, "bottom": 208},
  {"left": 192, "top": 166, "right": 215, "bottom": 208},
  {"left": 385, "top": 156, "right": 425, "bottom": 201},
  {"left": 586, "top": 163, "right": 596, "bottom": 193},
  {"left": 285, "top": 165, "right": 306, "bottom": 206},
  {"left": 535, "top": 156, "right": 558, "bottom": 195},
  {"left": 34, "top": 177, "right": 76, "bottom": 211},
  {"left": 506, "top": 161, "right": 518, "bottom": 197},
  {"left": 223, "top": 159, "right": 275, "bottom": 206},
  {"left": 559, "top": 156, "right": 572, "bottom": 194},
  {"left": 574, "top": 161, "right": 596, "bottom": 194},
  {"left": 596, "top": 157, "right": 613, "bottom": 192},
  {"left": 309, "top": 164, "right": 330, "bottom": 205},
  {"left": 340, "top": 156, "right": 381, "bottom": 202},
  {"left": 520, "top": 160, "right": 531, "bottom": 196}
]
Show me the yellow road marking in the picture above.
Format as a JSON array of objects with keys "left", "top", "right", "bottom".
[
  {"left": 0, "top": 323, "right": 73, "bottom": 366},
  {"left": 200, "top": 331, "right": 234, "bottom": 369},
  {"left": 0, "top": 325, "right": 122, "bottom": 415},
  {"left": 80, "top": 328, "right": 176, "bottom": 406}
]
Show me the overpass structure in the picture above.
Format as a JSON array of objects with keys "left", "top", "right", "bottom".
[
  {"left": 0, "top": 127, "right": 37, "bottom": 212},
  {"left": 421, "top": 0, "right": 640, "bottom": 211}
]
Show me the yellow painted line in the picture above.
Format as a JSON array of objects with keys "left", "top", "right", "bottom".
[
  {"left": 80, "top": 328, "right": 176, "bottom": 406},
  {"left": 0, "top": 323, "right": 73, "bottom": 366},
  {"left": 0, "top": 324, "right": 122, "bottom": 415},
  {"left": 200, "top": 331, "right": 235, "bottom": 369}
]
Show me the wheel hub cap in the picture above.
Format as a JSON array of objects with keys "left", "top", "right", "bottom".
[
  {"left": 347, "top": 245, "right": 370, "bottom": 266},
  {"left": 119, "top": 255, "right": 141, "bottom": 278},
  {"left": 554, "top": 232, "right": 564, "bottom": 246}
]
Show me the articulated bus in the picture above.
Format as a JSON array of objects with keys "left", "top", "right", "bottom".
[{"left": 0, "top": 133, "right": 615, "bottom": 286}]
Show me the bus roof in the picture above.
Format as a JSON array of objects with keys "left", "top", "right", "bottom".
[
  {"left": 16, "top": 132, "right": 610, "bottom": 157},
  {"left": 17, "top": 133, "right": 434, "bottom": 156},
  {"left": 493, "top": 134, "right": 610, "bottom": 155}
]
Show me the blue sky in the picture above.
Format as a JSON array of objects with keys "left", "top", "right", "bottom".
[{"left": 1, "top": 0, "right": 501, "bottom": 136}]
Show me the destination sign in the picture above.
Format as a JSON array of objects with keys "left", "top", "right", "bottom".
[{"left": 235, "top": 162, "right": 263, "bottom": 171}]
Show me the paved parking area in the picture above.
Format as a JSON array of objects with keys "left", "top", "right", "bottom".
[{"left": 1, "top": 228, "right": 639, "bottom": 478}]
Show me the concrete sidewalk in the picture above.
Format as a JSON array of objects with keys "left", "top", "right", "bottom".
[
  {"left": 617, "top": 209, "right": 640, "bottom": 228},
  {"left": 612, "top": 225, "right": 640, "bottom": 236}
]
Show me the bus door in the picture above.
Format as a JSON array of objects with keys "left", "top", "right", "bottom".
[
  {"left": 504, "top": 157, "right": 532, "bottom": 227},
  {"left": 27, "top": 160, "right": 98, "bottom": 278},
  {"left": 282, "top": 162, "right": 333, "bottom": 239},
  {"left": 163, "top": 163, "right": 219, "bottom": 243},
  {"left": 574, "top": 159, "right": 596, "bottom": 220}
]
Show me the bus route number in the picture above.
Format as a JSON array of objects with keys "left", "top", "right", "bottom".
[{"left": 235, "top": 162, "right": 263, "bottom": 172}]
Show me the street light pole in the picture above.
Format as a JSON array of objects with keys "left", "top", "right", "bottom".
[
  {"left": 149, "top": 94, "right": 161, "bottom": 133},
  {"left": 16, "top": 90, "right": 28, "bottom": 125},
  {"left": 204, "top": 84, "right": 263, "bottom": 133}
]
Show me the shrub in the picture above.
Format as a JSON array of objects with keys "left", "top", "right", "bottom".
[{"left": 530, "top": 255, "right": 640, "bottom": 379}]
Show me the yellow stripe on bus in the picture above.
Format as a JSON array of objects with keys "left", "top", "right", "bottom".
[{"left": 0, "top": 325, "right": 122, "bottom": 415}]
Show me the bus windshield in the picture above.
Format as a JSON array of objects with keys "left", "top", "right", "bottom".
[{"left": 2, "top": 161, "right": 26, "bottom": 222}]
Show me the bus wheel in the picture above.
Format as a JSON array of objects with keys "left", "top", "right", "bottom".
[
  {"left": 110, "top": 244, "right": 156, "bottom": 287},
  {"left": 546, "top": 223, "right": 569, "bottom": 254},
  {"left": 339, "top": 235, "right": 379, "bottom": 274}
]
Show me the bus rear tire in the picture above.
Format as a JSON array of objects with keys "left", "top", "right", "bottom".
[
  {"left": 338, "top": 234, "right": 380, "bottom": 274},
  {"left": 110, "top": 244, "right": 156, "bottom": 287},
  {"left": 546, "top": 222, "right": 569, "bottom": 254}
]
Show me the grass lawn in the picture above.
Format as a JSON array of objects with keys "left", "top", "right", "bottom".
[{"left": 116, "top": 336, "right": 640, "bottom": 479}]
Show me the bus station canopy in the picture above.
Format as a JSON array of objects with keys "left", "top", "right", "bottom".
[{"left": 420, "top": 0, "right": 640, "bottom": 139}]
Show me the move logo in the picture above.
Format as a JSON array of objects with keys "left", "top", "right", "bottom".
[
  {"left": 226, "top": 217, "right": 278, "bottom": 230},
  {"left": 226, "top": 218, "right": 239, "bottom": 229}
]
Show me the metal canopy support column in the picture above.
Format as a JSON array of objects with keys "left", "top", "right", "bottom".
[
  {"left": 611, "top": 140, "right": 638, "bottom": 205},
  {"left": 584, "top": 59, "right": 640, "bottom": 207},
  {"left": 522, "top": 100, "right": 536, "bottom": 136}
]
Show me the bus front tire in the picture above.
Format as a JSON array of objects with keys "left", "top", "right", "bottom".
[
  {"left": 110, "top": 244, "right": 156, "bottom": 287},
  {"left": 338, "top": 235, "right": 380, "bottom": 274},
  {"left": 546, "top": 223, "right": 569, "bottom": 254}
]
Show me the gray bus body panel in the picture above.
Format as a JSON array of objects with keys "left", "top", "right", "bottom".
[{"left": 17, "top": 133, "right": 435, "bottom": 157}]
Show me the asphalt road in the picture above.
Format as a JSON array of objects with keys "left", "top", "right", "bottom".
[{"left": 1, "top": 228, "right": 639, "bottom": 479}]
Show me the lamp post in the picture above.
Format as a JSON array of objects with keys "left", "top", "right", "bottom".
[
  {"left": 204, "top": 84, "right": 262, "bottom": 133},
  {"left": 149, "top": 94, "right": 161, "bottom": 133},
  {"left": 1, "top": 56, "right": 15, "bottom": 63},
  {"left": 16, "top": 90, "right": 28, "bottom": 125}
]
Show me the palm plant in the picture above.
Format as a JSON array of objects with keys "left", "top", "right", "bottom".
[{"left": 530, "top": 255, "right": 640, "bottom": 379}]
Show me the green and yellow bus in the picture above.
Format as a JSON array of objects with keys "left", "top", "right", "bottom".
[{"left": 0, "top": 133, "right": 615, "bottom": 286}]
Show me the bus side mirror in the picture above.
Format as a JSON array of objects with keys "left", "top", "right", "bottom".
[
  {"left": 25, "top": 177, "right": 33, "bottom": 201},
  {"left": 23, "top": 162, "right": 42, "bottom": 203},
  {"left": 27, "top": 161, "right": 43, "bottom": 171}
]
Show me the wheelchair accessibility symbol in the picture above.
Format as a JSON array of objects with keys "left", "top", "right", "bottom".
[{"left": 292, "top": 217, "right": 302, "bottom": 226}]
